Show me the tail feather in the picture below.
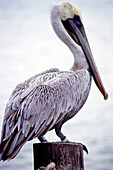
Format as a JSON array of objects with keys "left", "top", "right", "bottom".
[
  {"left": 0, "top": 128, "right": 25, "bottom": 161},
  {"left": 0, "top": 126, "right": 36, "bottom": 161}
]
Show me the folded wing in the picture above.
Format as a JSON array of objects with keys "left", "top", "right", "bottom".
[{"left": 0, "top": 69, "right": 90, "bottom": 161}]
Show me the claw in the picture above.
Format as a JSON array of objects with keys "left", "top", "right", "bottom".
[
  {"left": 82, "top": 144, "right": 88, "bottom": 154},
  {"left": 62, "top": 138, "right": 88, "bottom": 154}
]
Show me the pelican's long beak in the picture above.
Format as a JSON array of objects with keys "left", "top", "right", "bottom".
[{"left": 62, "top": 16, "right": 108, "bottom": 100}]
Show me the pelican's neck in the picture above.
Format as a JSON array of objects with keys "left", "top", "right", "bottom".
[{"left": 51, "top": 5, "right": 89, "bottom": 71}]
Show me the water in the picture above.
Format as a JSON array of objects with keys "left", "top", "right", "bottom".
[{"left": 0, "top": 0, "right": 113, "bottom": 169}]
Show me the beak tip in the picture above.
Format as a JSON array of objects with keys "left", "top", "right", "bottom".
[{"left": 104, "top": 93, "right": 108, "bottom": 100}]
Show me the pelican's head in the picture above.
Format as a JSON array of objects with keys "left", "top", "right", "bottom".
[
  {"left": 59, "top": 2, "right": 84, "bottom": 46},
  {"left": 59, "top": 2, "right": 82, "bottom": 21},
  {"left": 51, "top": 2, "right": 108, "bottom": 100}
]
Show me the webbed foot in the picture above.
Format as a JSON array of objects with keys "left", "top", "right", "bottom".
[
  {"left": 62, "top": 138, "right": 88, "bottom": 154},
  {"left": 38, "top": 136, "right": 48, "bottom": 143}
]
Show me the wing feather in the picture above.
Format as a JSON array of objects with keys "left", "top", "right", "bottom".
[{"left": 7, "top": 130, "right": 21, "bottom": 156}]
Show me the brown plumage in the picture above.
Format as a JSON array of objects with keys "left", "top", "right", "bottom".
[{"left": 0, "top": 2, "right": 108, "bottom": 161}]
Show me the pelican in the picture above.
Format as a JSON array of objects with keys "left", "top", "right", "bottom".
[{"left": 0, "top": 2, "right": 108, "bottom": 161}]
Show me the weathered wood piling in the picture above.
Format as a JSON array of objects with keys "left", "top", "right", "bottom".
[{"left": 33, "top": 143, "right": 84, "bottom": 170}]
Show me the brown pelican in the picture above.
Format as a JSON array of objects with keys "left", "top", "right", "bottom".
[{"left": 0, "top": 2, "right": 108, "bottom": 161}]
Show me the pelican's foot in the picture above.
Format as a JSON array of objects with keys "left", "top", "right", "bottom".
[
  {"left": 38, "top": 136, "right": 49, "bottom": 143},
  {"left": 61, "top": 138, "right": 88, "bottom": 154}
]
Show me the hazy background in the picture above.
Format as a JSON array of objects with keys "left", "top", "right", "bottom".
[{"left": 0, "top": 0, "right": 113, "bottom": 169}]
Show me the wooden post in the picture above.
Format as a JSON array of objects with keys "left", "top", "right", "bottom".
[{"left": 33, "top": 143, "right": 84, "bottom": 170}]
